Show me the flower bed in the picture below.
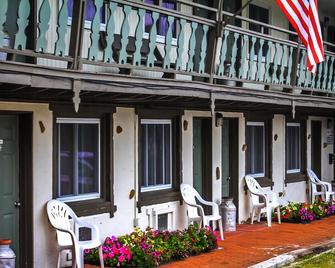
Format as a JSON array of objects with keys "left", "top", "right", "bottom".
[
  {"left": 85, "top": 224, "right": 218, "bottom": 267},
  {"left": 277, "top": 199, "right": 335, "bottom": 223}
]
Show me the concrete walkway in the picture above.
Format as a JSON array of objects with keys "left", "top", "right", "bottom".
[{"left": 162, "top": 216, "right": 335, "bottom": 268}]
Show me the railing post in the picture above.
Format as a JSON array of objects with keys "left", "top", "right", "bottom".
[
  {"left": 205, "top": 0, "right": 223, "bottom": 83},
  {"left": 68, "top": 0, "right": 86, "bottom": 69},
  {"left": 290, "top": 41, "right": 301, "bottom": 91}
]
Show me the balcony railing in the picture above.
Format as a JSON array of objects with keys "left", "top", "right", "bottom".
[{"left": 0, "top": 0, "right": 334, "bottom": 96}]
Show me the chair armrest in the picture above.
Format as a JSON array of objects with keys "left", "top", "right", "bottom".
[
  {"left": 55, "top": 227, "right": 78, "bottom": 246},
  {"left": 196, "top": 196, "right": 220, "bottom": 216},
  {"left": 321, "top": 182, "right": 332, "bottom": 192},
  {"left": 185, "top": 201, "right": 205, "bottom": 217}
]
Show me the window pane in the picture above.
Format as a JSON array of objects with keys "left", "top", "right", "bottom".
[
  {"left": 77, "top": 124, "right": 100, "bottom": 195},
  {"left": 67, "top": 0, "right": 105, "bottom": 23},
  {"left": 59, "top": 124, "right": 74, "bottom": 196},
  {"left": 141, "top": 121, "right": 172, "bottom": 189},
  {"left": 158, "top": 213, "right": 168, "bottom": 231},
  {"left": 246, "top": 124, "right": 265, "bottom": 175},
  {"left": 286, "top": 125, "right": 301, "bottom": 171}
]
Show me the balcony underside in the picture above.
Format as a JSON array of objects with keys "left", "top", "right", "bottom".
[{"left": 0, "top": 61, "right": 334, "bottom": 116}]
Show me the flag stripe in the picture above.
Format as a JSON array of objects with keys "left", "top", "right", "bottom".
[{"left": 276, "top": 0, "right": 324, "bottom": 73}]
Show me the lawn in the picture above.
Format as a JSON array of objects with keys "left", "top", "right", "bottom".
[{"left": 285, "top": 249, "right": 335, "bottom": 268}]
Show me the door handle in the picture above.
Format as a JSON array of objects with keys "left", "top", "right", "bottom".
[
  {"left": 226, "top": 177, "right": 231, "bottom": 181},
  {"left": 14, "top": 201, "right": 21, "bottom": 208}
]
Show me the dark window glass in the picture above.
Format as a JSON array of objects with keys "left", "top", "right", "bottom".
[
  {"left": 141, "top": 121, "right": 172, "bottom": 189},
  {"left": 246, "top": 123, "right": 265, "bottom": 176},
  {"left": 158, "top": 213, "right": 169, "bottom": 231},
  {"left": 327, "top": 25, "right": 335, "bottom": 52},
  {"left": 286, "top": 124, "right": 301, "bottom": 172},
  {"left": 144, "top": 0, "right": 176, "bottom": 37},
  {"left": 67, "top": 0, "right": 105, "bottom": 23},
  {"left": 58, "top": 121, "right": 100, "bottom": 198},
  {"left": 249, "top": 4, "right": 269, "bottom": 34}
]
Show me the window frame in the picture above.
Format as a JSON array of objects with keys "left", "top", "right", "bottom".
[
  {"left": 285, "top": 118, "right": 307, "bottom": 184},
  {"left": 140, "top": 119, "right": 173, "bottom": 193},
  {"left": 137, "top": 109, "right": 183, "bottom": 210},
  {"left": 56, "top": 117, "right": 101, "bottom": 202},
  {"left": 51, "top": 104, "right": 116, "bottom": 217},
  {"left": 245, "top": 114, "right": 273, "bottom": 188}
]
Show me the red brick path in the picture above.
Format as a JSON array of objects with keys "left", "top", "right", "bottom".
[{"left": 86, "top": 216, "right": 335, "bottom": 268}]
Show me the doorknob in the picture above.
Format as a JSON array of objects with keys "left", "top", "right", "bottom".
[
  {"left": 227, "top": 177, "right": 231, "bottom": 181},
  {"left": 14, "top": 201, "right": 21, "bottom": 208}
]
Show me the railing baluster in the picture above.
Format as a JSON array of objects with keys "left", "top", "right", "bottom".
[
  {"left": 305, "top": 67, "right": 311, "bottom": 88},
  {"left": 14, "top": 0, "right": 31, "bottom": 49},
  {"left": 239, "top": 35, "right": 248, "bottom": 79},
  {"left": 217, "top": 29, "right": 229, "bottom": 76},
  {"left": 256, "top": 39, "right": 265, "bottom": 82},
  {"left": 332, "top": 66, "right": 335, "bottom": 92},
  {"left": 55, "top": 0, "right": 69, "bottom": 56},
  {"left": 187, "top": 22, "right": 198, "bottom": 72},
  {"left": 271, "top": 43, "right": 280, "bottom": 84},
  {"left": 0, "top": 0, "right": 8, "bottom": 47},
  {"left": 104, "top": 1, "right": 117, "bottom": 63},
  {"left": 147, "top": 12, "right": 159, "bottom": 67},
  {"left": 316, "top": 58, "right": 323, "bottom": 89},
  {"left": 132, "top": 8, "right": 145, "bottom": 66},
  {"left": 322, "top": 56, "right": 329, "bottom": 90},
  {"left": 286, "top": 46, "right": 293, "bottom": 86},
  {"left": 247, "top": 36, "right": 256, "bottom": 80},
  {"left": 311, "top": 67, "right": 317, "bottom": 89},
  {"left": 279, "top": 45, "right": 287, "bottom": 84},
  {"left": 198, "top": 25, "right": 209, "bottom": 74},
  {"left": 88, "top": 0, "right": 104, "bottom": 61},
  {"left": 163, "top": 16, "right": 175, "bottom": 69},
  {"left": 118, "top": 5, "right": 132, "bottom": 64},
  {"left": 264, "top": 41, "right": 273, "bottom": 83},
  {"left": 228, "top": 33, "right": 239, "bottom": 78},
  {"left": 297, "top": 50, "right": 306, "bottom": 87},
  {"left": 176, "top": 19, "right": 186, "bottom": 71},
  {"left": 36, "top": 0, "right": 51, "bottom": 52},
  {"left": 327, "top": 57, "right": 334, "bottom": 90}
]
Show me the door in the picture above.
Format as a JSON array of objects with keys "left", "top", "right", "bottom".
[
  {"left": 222, "top": 118, "right": 239, "bottom": 218},
  {"left": 0, "top": 116, "right": 19, "bottom": 262},
  {"left": 193, "top": 118, "right": 212, "bottom": 204},
  {"left": 311, "top": 121, "right": 322, "bottom": 179}
]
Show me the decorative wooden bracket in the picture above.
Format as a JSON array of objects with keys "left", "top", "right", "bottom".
[
  {"left": 210, "top": 93, "right": 215, "bottom": 116},
  {"left": 291, "top": 100, "right": 296, "bottom": 119},
  {"left": 72, "top": 79, "right": 81, "bottom": 113}
]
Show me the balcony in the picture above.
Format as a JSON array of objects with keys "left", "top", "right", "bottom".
[{"left": 0, "top": 0, "right": 334, "bottom": 100}]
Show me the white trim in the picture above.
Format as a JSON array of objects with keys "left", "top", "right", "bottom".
[
  {"left": 57, "top": 118, "right": 100, "bottom": 124},
  {"left": 141, "top": 119, "right": 172, "bottom": 125},
  {"left": 287, "top": 122, "right": 301, "bottom": 127},
  {"left": 141, "top": 184, "right": 172, "bottom": 192},
  {"left": 57, "top": 192, "right": 100, "bottom": 202},
  {"left": 247, "top": 121, "right": 265, "bottom": 126},
  {"left": 248, "top": 173, "right": 265, "bottom": 178},
  {"left": 287, "top": 169, "right": 301, "bottom": 174}
]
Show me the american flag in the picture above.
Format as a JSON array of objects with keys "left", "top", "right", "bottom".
[{"left": 276, "top": 0, "right": 325, "bottom": 73}]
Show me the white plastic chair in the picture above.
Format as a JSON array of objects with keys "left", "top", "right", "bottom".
[
  {"left": 244, "top": 175, "right": 281, "bottom": 227},
  {"left": 180, "top": 183, "right": 224, "bottom": 240},
  {"left": 47, "top": 199, "right": 104, "bottom": 268},
  {"left": 307, "top": 168, "right": 335, "bottom": 202}
]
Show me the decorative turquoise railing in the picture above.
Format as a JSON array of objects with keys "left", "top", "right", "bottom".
[{"left": 0, "top": 0, "right": 334, "bottom": 95}]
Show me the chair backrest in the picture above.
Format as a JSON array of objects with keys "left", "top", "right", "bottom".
[
  {"left": 180, "top": 184, "right": 202, "bottom": 219},
  {"left": 47, "top": 199, "right": 77, "bottom": 245},
  {"left": 245, "top": 175, "right": 263, "bottom": 205},
  {"left": 307, "top": 168, "right": 320, "bottom": 193}
]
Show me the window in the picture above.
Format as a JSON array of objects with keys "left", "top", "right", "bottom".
[
  {"left": 67, "top": 0, "right": 106, "bottom": 24},
  {"left": 286, "top": 123, "right": 301, "bottom": 174},
  {"left": 249, "top": 4, "right": 269, "bottom": 35},
  {"left": 246, "top": 122, "right": 265, "bottom": 177},
  {"left": 140, "top": 119, "right": 172, "bottom": 192},
  {"left": 57, "top": 118, "right": 101, "bottom": 201},
  {"left": 137, "top": 110, "right": 182, "bottom": 208},
  {"left": 144, "top": 0, "right": 177, "bottom": 38}
]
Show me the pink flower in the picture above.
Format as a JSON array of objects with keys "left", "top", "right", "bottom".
[
  {"left": 103, "top": 253, "right": 108, "bottom": 261},
  {"left": 108, "top": 252, "right": 115, "bottom": 258},
  {"left": 118, "top": 255, "right": 125, "bottom": 262},
  {"left": 84, "top": 249, "right": 91, "bottom": 254}
]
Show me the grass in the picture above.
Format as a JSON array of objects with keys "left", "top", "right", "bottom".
[{"left": 285, "top": 249, "right": 335, "bottom": 267}]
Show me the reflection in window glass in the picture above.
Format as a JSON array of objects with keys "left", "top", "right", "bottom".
[{"left": 286, "top": 124, "right": 301, "bottom": 173}]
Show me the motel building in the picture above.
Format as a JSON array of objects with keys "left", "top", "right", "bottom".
[{"left": 0, "top": 0, "right": 334, "bottom": 267}]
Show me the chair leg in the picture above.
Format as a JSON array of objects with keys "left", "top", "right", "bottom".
[
  {"left": 74, "top": 247, "right": 84, "bottom": 268},
  {"left": 251, "top": 208, "right": 255, "bottom": 224},
  {"left": 57, "top": 251, "right": 61, "bottom": 268},
  {"left": 98, "top": 245, "right": 104, "bottom": 268},
  {"left": 218, "top": 219, "right": 224, "bottom": 241},
  {"left": 257, "top": 208, "right": 261, "bottom": 222},
  {"left": 266, "top": 206, "right": 272, "bottom": 227},
  {"left": 71, "top": 248, "right": 76, "bottom": 268},
  {"left": 277, "top": 206, "right": 281, "bottom": 224},
  {"left": 326, "top": 193, "right": 330, "bottom": 202}
]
